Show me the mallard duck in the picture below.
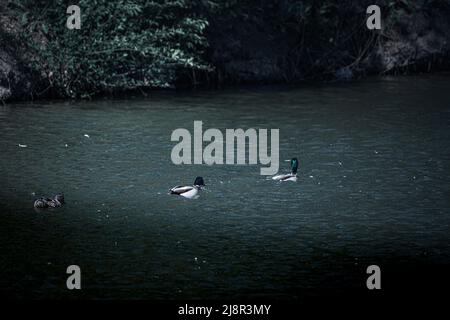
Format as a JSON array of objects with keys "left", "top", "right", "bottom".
[
  {"left": 272, "top": 158, "right": 298, "bottom": 182},
  {"left": 34, "top": 193, "right": 65, "bottom": 209},
  {"left": 169, "top": 177, "right": 205, "bottom": 199}
]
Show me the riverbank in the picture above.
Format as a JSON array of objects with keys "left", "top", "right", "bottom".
[{"left": 1, "top": 1, "right": 450, "bottom": 102}]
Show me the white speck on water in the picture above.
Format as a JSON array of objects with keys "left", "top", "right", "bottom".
[
  {"left": 65, "top": 144, "right": 68, "bottom": 147},
  {"left": 374, "top": 150, "right": 379, "bottom": 154},
  {"left": 106, "top": 214, "right": 109, "bottom": 218},
  {"left": 309, "top": 175, "right": 314, "bottom": 178},
  {"left": 18, "top": 144, "right": 27, "bottom": 148},
  {"left": 84, "top": 134, "right": 90, "bottom": 138},
  {"left": 338, "top": 162, "right": 342, "bottom": 166},
  {"left": 194, "top": 257, "right": 198, "bottom": 263}
]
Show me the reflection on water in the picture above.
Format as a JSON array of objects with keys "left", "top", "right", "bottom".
[{"left": 1, "top": 74, "right": 450, "bottom": 299}]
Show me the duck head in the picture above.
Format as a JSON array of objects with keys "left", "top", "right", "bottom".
[
  {"left": 54, "top": 193, "right": 65, "bottom": 205},
  {"left": 290, "top": 158, "right": 299, "bottom": 174},
  {"left": 194, "top": 176, "right": 205, "bottom": 188}
]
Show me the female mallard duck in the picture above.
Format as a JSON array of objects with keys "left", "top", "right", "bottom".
[
  {"left": 272, "top": 158, "right": 298, "bottom": 182},
  {"left": 34, "top": 193, "right": 65, "bottom": 209},
  {"left": 169, "top": 177, "right": 205, "bottom": 199}
]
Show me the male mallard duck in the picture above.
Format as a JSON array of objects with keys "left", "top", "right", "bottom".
[
  {"left": 34, "top": 193, "right": 65, "bottom": 209},
  {"left": 169, "top": 177, "right": 205, "bottom": 199},
  {"left": 272, "top": 158, "right": 298, "bottom": 182}
]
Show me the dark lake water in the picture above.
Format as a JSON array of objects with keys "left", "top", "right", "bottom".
[{"left": 1, "top": 74, "right": 450, "bottom": 299}]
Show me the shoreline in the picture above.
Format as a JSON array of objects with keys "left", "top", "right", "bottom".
[{"left": 3, "top": 71, "right": 450, "bottom": 105}]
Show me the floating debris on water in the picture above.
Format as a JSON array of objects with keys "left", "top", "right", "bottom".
[
  {"left": 84, "top": 134, "right": 90, "bottom": 138},
  {"left": 18, "top": 144, "right": 27, "bottom": 148}
]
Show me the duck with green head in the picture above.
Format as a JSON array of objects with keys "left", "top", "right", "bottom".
[{"left": 272, "top": 158, "right": 298, "bottom": 182}]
